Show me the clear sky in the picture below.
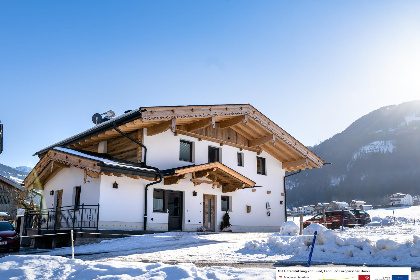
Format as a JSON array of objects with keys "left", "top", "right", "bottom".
[{"left": 1, "top": 1, "right": 420, "bottom": 168}]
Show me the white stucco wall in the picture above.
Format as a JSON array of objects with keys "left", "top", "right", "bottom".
[
  {"left": 42, "top": 166, "right": 100, "bottom": 210},
  {"left": 143, "top": 129, "right": 286, "bottom": 232},
  {"left": 42, "top": 127, "right": 288, "bottom": 232},
  {"left": 98, "top": 174, "right": 145, "bottom": 230}
]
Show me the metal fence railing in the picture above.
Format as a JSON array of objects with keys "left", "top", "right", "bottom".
[{"left": 23, "top": 204, "right": 99, "bottom": 235}]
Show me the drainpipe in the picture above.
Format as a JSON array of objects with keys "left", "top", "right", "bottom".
[
  {"left": 112, "top": 123, "right": 148, "bottom": 166},
  {"left": 283, "top": 162, "right": 331, "bottom": 222},
  {"left": 283, "top": 170, "right": 301, "bottom": 222},
  {"left": 144, "top": 171, "right": 163, "bottom": 231},
  {"left": 111, "top": 120, "right": 162, "bottom": 231}
]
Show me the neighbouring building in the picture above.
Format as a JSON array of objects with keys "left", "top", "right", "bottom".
[
  {"left": 389, "top": 193, "right": 413, "bottom": 206},
  {"left": 0, "top": 175, "right": 24, "bottom": 220},
  {"left": 24, "top": 104, "right": 324, "bottom": 234},
  {"left": 349, "top": 200, "right": 366, "bottom": 209}
]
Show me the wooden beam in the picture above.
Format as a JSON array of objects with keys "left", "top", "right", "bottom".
[
  {"left": 249, "top": 134, "right": 275, "bottom": 147},
  {"left": 282, "top": 158, "right": 307, "bottom": 170},
  {"left": 164, "top": 174, "right": 187, "bottom": 185},
  {"left": 184, "top": 117, "right": 213, "bottom": 132},
  {"left": 176, "top": 129, "right": 260, "bottom": 153},
  {"left": 137, "top": 129, "right": 143, "bottom": 163},
  {"left": 219, "top": 115, "right": 247, "bottom": 129},
  {"left": 86, "top": 170, "right": 100, "bottom": 179},
  {"left": 147, "top": 120, "right": 172, "bottom": 136},
  {"left": 190, "top": 178, "right": 220, "bottom": 187},
  {"left": 194, "top": 170, "right": 210, "bottom": 179}
]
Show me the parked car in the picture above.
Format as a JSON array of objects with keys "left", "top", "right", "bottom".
[
  {"left": 350, "top": 209, "right": 371, "bottom": 226},
  {"left": 0, "top": 221, "right": 20, "bottom": 252},
  {"left": 303, "top": 210, "right": 358, "bottom": 229}
]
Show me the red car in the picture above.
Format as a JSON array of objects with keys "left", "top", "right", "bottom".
[
  {"left": 303, "top": 210, "right": 357, "bottom": 229},
  {"left": 0, "top": 221, "right": 20, "bottom": 252}
]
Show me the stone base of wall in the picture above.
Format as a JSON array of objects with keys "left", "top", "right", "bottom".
[{"left": 98, "top": 221, "right": 144, "bottom": 230}]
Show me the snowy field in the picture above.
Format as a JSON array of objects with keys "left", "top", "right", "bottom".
[{"left": 0, "top": 205, "right": 419, "bottom": 279}]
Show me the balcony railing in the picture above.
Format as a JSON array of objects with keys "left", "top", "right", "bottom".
[{"left": 23, "top": 204, "right": 99, "bottom": 234}]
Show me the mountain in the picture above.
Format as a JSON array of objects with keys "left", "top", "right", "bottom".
[
  {"left": 287, "top": 100, "right": 420, "bottom": 207},
  {"left": 0, "top": 163, "right": 31, "bottom": 184}
]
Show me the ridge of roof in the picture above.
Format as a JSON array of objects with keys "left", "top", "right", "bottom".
[
  {"left": 34, "top": 109, "right": 144, "bottom": 156},
  {"left": 34, "top": 104, "right": 250, "bottom": 157}
]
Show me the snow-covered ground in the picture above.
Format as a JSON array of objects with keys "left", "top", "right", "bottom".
[{"left": 0, "top": 206, "right": 419, "bottom": 279}]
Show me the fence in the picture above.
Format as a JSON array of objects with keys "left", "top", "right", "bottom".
[{"left": 23, "top": 204, "right": 99, "bottom": 234}]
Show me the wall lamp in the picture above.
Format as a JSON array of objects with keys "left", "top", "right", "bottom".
[
  {"left": 50, "top": 190, "right": 54, "bottom": 196},
  {"left": 193, "top": 191, "right": 197, "bottom": 196},
  {"left": 113, "top": 181, "right": 118, "bottom": 189}
]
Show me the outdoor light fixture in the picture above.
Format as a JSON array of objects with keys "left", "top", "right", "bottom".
[
  {"left": 50, "top": 190, "right": 54, "bottom": 196},
  {"left": 193, "top": 191, "right": 197, "bottom": 196},
  {"left": 113, "top": 181, "right": 118, "bottom": 189}
]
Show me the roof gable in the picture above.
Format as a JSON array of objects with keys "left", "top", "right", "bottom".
[{"left": 35, "top": 104, "right": 323, "bottom": 172}]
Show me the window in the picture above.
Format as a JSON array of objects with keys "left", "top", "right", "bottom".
[
  {"left": 179, "top": 140, "right": 193, "bottom": 162},
  {"left": 208, "top": 146, "right": 221, "bottom": 163},
  {"left": 237, "top": 152, "right": 244, "bottom": 167},
  {"left": 257, "top": 157, "right": 266, "bottom": 175},
  {"left": 153, "top": 189, "right": 164, "bottom": 212},
  {"left": 221, "top": 196, "right": 231, "bottom": 212},
  {"left": 73, "top": 186, "right": 81, "bottom": 209},
  {"left": 0, "top": 192, "right": 9, "bottom": 205}
]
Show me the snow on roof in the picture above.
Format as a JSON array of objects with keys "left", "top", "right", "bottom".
[
  {"left": 54, "top": 147, "right": 158, "bottom": 173},
  {"left": 0, "top": 175, "right": 23, "bottom": 190}
]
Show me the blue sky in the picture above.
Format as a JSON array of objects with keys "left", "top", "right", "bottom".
[{"left": 1, "top": 1, "right": 420, "bottom": 168}]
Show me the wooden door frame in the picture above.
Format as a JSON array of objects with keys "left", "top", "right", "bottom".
[
  {"left": 55, "top": 189, "right": 63, "bottom": 229},
  {"left": 203, "top": 194, "right": 216, "bottom": 231}
]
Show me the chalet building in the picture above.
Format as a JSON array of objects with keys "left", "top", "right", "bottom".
[
  {"left": 390, "top": 193, "right": 413, "bottom": 206},
  {"left": 24, "top": 105, "right": 323, "bottom": 233},
  {"left": 0, "top": 175, "right": 23, "bottom": 220}
]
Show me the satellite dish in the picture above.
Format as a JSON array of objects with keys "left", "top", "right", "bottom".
[{"left": 92, "top": 113, "right": 103, "bottom": 125}]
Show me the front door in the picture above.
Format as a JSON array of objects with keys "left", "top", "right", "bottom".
[
  {"left": 55, "top": 190, "right": 63, "bottom": 229},
  {"left": 203, "top": 194, "right": 215, "bottom": 231},
  {"left": 167, "top": 191, "right": 183, "bottom": 231}
]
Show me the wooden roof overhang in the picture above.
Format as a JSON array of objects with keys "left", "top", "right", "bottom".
[
  {"left": 37, "top": 104, "right": 324, "bottom": 172},
  {"left": 24, "top": 149, "right": 158, "bottom": 191},
  {"left": 163, "top": 162, "right": 255, "bottom": 193}
]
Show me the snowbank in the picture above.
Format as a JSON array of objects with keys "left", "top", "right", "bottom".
[
  {"left": 278, "top": 221, "right": 300, "bottom": 236},
  {"left": 0, "top": 255, "right": 274, "bottom": 280},
  {"left": 244, "top": 221, "right": 420, "bottom": 267}
]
